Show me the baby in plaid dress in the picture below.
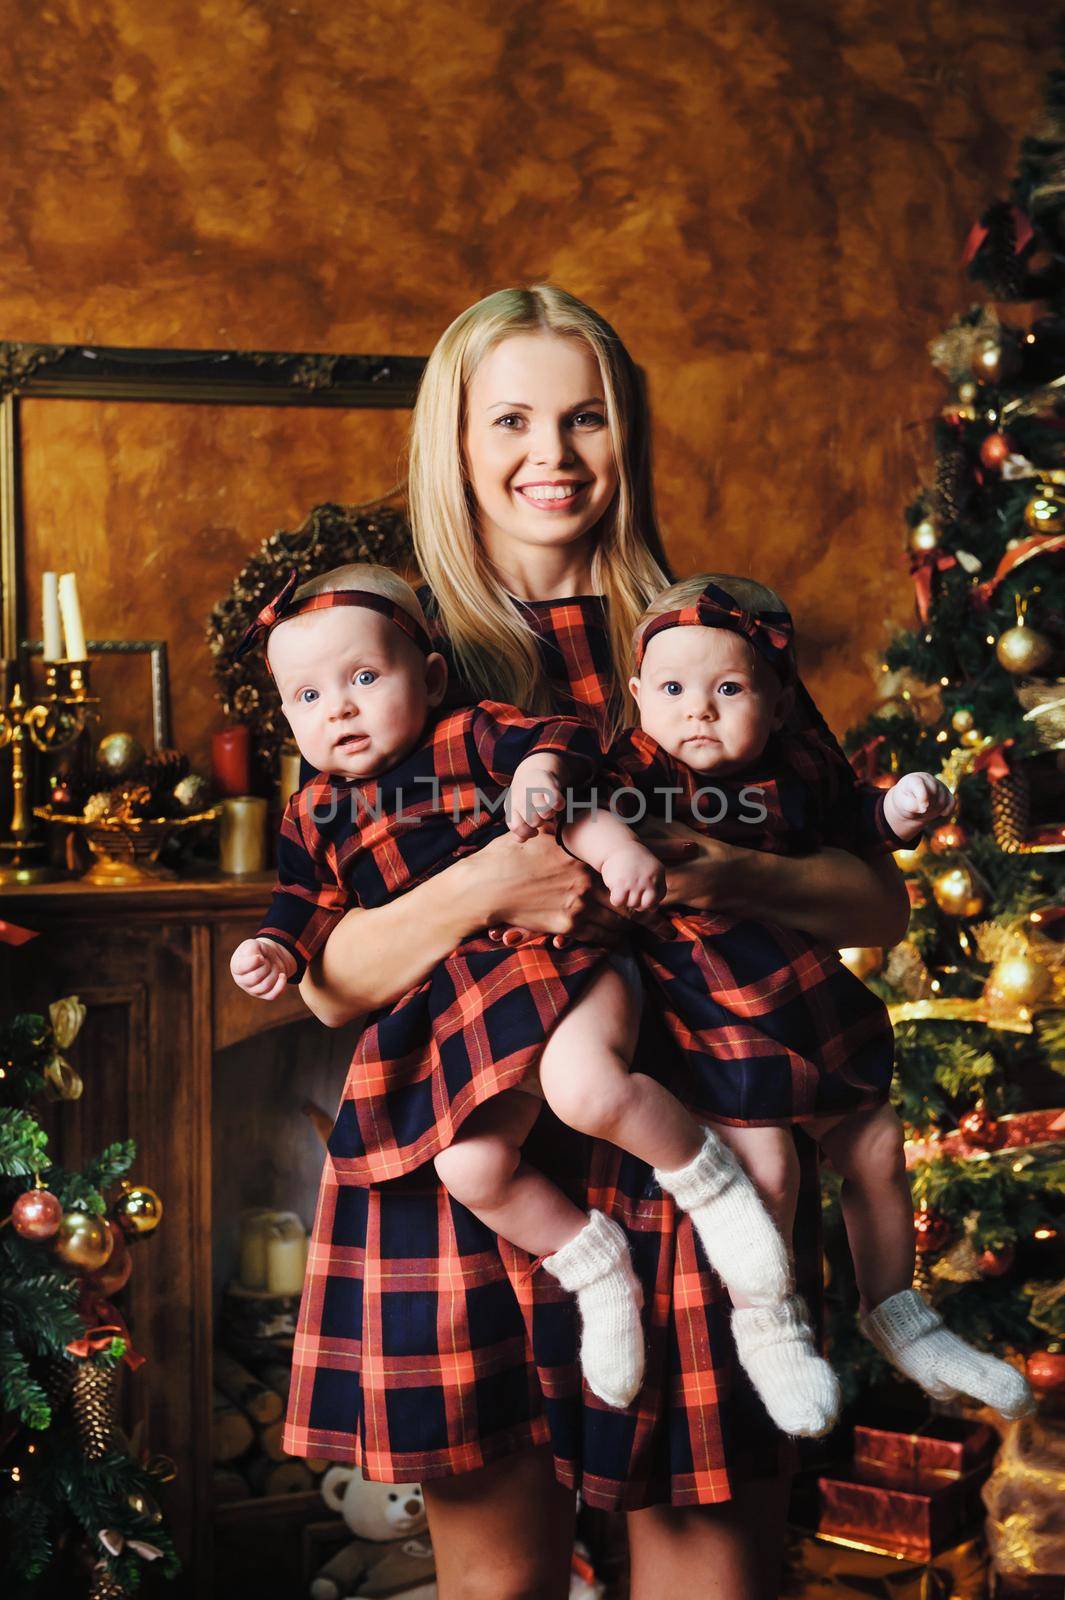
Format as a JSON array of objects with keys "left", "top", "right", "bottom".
[
  {"left": 230, "top": 564, "right": 799, "bottom": 1414},
  {"left": 564, "top": 572, "right": 1033, "bottom": 1427}
]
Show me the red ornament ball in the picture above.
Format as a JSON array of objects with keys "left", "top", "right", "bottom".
[
  {"left": 1026, "top": 1349, "right": 1065, "bottom": 1396},
  {"left": 914, "top": 1207, "right": 953, "bottom": 1254},
  {"left": 929, "top": 820, "right": 969, "bottom": 854},
  {"left": 979, "top": 432, "right": 1013, "bottom": 469},
  {"left": 976, "top": 1243, "right": 1015, "bottom": 1277},
  {"left": 11, "top": 1187, "right": 63, "bottom": 1240},
  {"left": 958, "top": 1105, "right": 1006, "bottom": 1151}
]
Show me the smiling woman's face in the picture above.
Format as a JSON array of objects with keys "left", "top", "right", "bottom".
[{"left": 463, "top": 331, "right": 619, "bottom": 576}]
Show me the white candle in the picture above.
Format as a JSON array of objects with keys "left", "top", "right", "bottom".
[
  {"left": 42, "top": 573, "right": 62, "bottom": 662},
  {"left": 265, "top": 1215, "right": 309, "bottom": 1296},
  {"left": 57, "top": 573, "right": 87, "bottom": 661}
]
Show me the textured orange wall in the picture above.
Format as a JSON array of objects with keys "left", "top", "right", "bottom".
[{"left": 1, "top": 0, "right": 1061, "bottom": 760}]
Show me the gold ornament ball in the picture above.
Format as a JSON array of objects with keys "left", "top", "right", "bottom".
[
  {"left": 932, "top": 864, "right": 985, "bottom": 918},
  {"left": 113, "top": 1182, "right": 163, "bottom": 1237},
  {"left": 909, "top": 518, "right": 939, "bottom": 554},
  {"left": 986, "top": 954, "right": 1053, "bottom": 1010},
  {"left": 971, "top": 335, "right": 1014, "bottom": 383},
  {"left": 960, "top": 726, "right": 986, "bottom": 748},
  {"left": 1024, "top": 488, "right": 1065, "bottom": 534},
  {"left": 893, "top": 838, "right": 927, "bottom": 873},
  {"left": 839, "top": 946, "right": 883, "bottom": 980},
  {"left": 995, "top": 622, "right": 1054, "bottom": 676},
  {"left": 96, "top": 732, "right": 145, "bottom": 779},
  {"left": 53, "top": 1211, "right": 115, "bottom": 1273},
  {"left": 957, "top": 380, "right": 978, "bottom": 405},
  {"left": 951, "top": 708, "right": 975, "bottom": 734}
]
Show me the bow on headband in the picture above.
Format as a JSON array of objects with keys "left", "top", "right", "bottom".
[
  {"left": 233, "top": 569, "right": 434, "bottom": 665},
  {"left": 635, "top": 580, "right": 795, "bottom": 678}
]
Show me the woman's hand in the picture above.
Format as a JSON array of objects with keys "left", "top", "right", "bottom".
[{"left": 473, "top": 828, "right": 631, "bottom": 947}]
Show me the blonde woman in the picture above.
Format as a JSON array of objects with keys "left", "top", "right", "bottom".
[{"left": 282, "top": 286, "right": 909, "bottom": 1600}]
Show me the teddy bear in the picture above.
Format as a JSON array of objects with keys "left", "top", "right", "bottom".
[{"left": 308, "top": 1465, "right": 436, "bottom": 1600}]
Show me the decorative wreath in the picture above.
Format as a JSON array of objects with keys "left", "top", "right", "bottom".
[{"left": 206, "top": 497, "right": 414, "bottom": 787}]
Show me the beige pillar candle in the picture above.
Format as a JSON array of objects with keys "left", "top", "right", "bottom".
[
  {"left": 279, "top": 742, "right": 302, "bottom": 804},
  {"left": 42, "top": 573, "right": 62, "bottom": 662},
  {"left": 57, "top": 573, "right": 87, "bottom": 661},
  {"left": 219, "top": 796, "right": 268, "bottom": 874},
  {"left": 264, "top": 1213, "right": 309, "bottom": 1296},
  {"left": 237, "top": 1207, "right": 274, "bottom": 1291}
]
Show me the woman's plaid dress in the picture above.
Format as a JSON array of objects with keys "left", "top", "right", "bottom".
[
  {"left": 282, "top": 594, "right": 841, "bottom": 1505},
  {"left": 608, "top": 725, "right": 901, "bottom": 1126}
]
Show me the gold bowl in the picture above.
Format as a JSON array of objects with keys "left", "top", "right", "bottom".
[{"left": 35, "top": 806, "right": 219, "bottom": 886}]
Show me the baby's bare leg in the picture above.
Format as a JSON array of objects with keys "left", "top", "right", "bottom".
[
  {"left": 539, "top": 964, "right": 703, "bottom": 1170},
  {"left": 806, "top": 1103, "right": 913, "bottom": 1315},
  {"left": 433, "top": 1090, "right": 587, "bottom": 1257}
]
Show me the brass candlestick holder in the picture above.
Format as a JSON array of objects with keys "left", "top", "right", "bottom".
[{"left": 0, "top": 659, "right": 100, "bottom": 884}]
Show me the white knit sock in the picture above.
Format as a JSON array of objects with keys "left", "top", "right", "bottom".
[
  {"left": 731, "top": 1296, "right": 842, "bottom": 1438},
  {"left": 654, "top": 1127, "right": 792, "bottom": 1303},
  {"left": 861, "top": 1289, "right": 1035, "bottom": 1421},
  {"left": 541, "top": 1210, "right": 644, "bottom": 1410}
]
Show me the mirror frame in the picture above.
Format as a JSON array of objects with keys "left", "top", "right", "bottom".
[{"left": 0, "top": 340, "right": 426, "bottom": 657}]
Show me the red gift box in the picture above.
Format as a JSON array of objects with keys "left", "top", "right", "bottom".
[
  {"left": 818, "top": 1422, "right": 997, "bottom": 1560},
  {"left": 854, "top": 1418, "right": 997, "bottom": 1478}
]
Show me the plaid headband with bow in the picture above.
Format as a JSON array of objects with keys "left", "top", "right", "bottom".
[
  {"left": 635, "top": 580, "right": 795, "bottom": 679},
  {"left": 233, "top": 569, "right": 434, "bottom": 667}
]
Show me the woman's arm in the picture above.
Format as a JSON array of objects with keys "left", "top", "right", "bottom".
[
  {"left": 642, "top": 821, "right": 911, "bottom": 949},
  {"left": 299, "top": 829, "right": 628, "bottom": 1028}
]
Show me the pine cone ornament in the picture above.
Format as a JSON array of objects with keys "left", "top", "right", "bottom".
[
  {"left": 72, "top": 1362, "right": 118, "bottom": 1461},
  {"left": 912, "top": 1255, "right": 938, "bottom": 1297},
  {"left": 88, "top": 1561, "right": 128, "bottom": 1600},
  {"left": 991, "top": 766, "right": 1030, "bottom": 852},
  {"left": 40, "top": 1353, "right": 77, "bottom": 1409},
  {"left": 969, "top": 202, "right": 1027, "bottom": 298},
  {"left": 935, "top": 444, "right": 971, "bottom": 526}
]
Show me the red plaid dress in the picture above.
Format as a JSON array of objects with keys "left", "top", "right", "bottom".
[
  {"left": 607, "top": 727, "right": 902, "bottom": 1126},
  {"left": 283, "top": 594, "right": 841, "bottom": 1504},
  {"left": 257, "top": 700, "right": 607, "bottom": 1184}
]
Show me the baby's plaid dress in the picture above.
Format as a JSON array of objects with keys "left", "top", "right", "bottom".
[
  {"left": 607, "top": 726, "right": 903, "bottom": 1126},
  {"left": 283, "top": 594, "right": 854, "bottom": 1505},
  {"left": 258, "top": 699, "right": 607, "bottom": 1183}
]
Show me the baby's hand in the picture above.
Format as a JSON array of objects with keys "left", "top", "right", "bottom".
[
  {"left": 599, "top": 840, "right": 666, "bottom": 912},
  {"left": 230, "top": 937, "right": 298, "bottom": 1001},
  {"left": 883, "top": 772, "right": 955, "bottom": 841},
  {"left": 507, "top": 754, "right": 566, "bottom": 842}
]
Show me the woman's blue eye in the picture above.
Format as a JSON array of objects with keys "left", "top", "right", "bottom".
[
  {"left": 355, "top": 670, "right": 377, "bottom": 686},
  {"left": 297, "top": 688, "right": 319, "bottom": 705},
  {"left": 662, "top": 681, "right": 683, "bottom": 697}
]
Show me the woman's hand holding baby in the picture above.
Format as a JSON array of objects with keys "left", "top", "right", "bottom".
[
  {"left": 231, "top": 937, "right": 298, "bottom": 1001},
  {"left": 883, "top": 772, "right": 954, "bottom": 842}
]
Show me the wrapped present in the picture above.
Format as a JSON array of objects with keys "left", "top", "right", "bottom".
[
  {"left": 785, "top": 1531, "right": 986, "bottom": 1599},
  {"left": 817, "top": 1460, "right": 989, "bottom": 1559},
  {"left": 983, "top": 1415, "right": 1065, "bottom": 1597},
  {"left": 854, "top": 1419, "right": 997, "bottom": 1480}
]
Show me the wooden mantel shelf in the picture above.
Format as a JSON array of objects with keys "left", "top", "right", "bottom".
[{"left": 2, "top": 869, "right": 276, "bottom": 918}]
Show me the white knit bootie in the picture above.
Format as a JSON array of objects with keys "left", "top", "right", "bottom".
[
  {"left": 654, "top": 1127, "right": 791, "bottom": 1303},
  {"left": 861, "top": 1289, "right": 1035, "bottom": 1421},
  {"left": 731, "top": 1295, "right": 842, "bottom": 1438},
  {"left": 542, "top": 1210, "right": 645, "bottom": 1409}
]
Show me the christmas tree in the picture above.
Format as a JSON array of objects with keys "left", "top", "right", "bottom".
[
  {"left": 826, "top": 68, "right": 1065, "bottom": 1418},
  {"left": 0, "top": 996, "right": 180, "bottom": 1598}
]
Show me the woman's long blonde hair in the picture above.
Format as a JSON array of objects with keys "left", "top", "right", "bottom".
[{"left": 408, "top": 285, "right": 671, "bottom": 728}]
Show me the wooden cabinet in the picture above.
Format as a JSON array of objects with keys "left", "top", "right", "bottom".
[{"left": 1, "top": 875, "right": 312, "bottom": 1595}]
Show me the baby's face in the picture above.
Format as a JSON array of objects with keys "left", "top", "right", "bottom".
[
  {"left": 629, "top": 626, "right": 789, "bottom": 774},
  {"left": 268, "top": 606, "right": 446, "bottom": 779}
]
